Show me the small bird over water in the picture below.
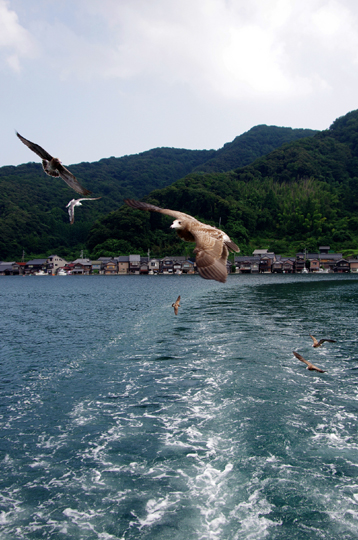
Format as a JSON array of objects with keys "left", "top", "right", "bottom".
[
  {"left": 172, "top": 295, "right": 181, "bottom": 315},
  {"left": 293, "top": 351, "right": 326, "bottom": 373},
  {"left": 16, "top": 132, "right": 91, "bottom": 196},
  {"left": 124, "top": 199, "right": 240, "bottom": 283},
  {"left": 309, "top": 334, "right": 336, "bottom": 348},
  {"left": 66, "top": 197, "right": 101, "bottom": 225}
]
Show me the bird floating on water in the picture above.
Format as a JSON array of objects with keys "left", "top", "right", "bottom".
[
  {"left": 172, "top": 295, "right": 181, "bottom": 315},
  {"left": 309, "top": 334, "right": 336, "bottom": 348},
  {"left": 16, "top": 132, "right": 91, "bottom": 196},
  {"left": 124, "top": 199, "right": 240, "bottom": 283},
  {"left": 293, "top": 351, "right": 326, "bottom": 373},
  {"left": 66, "top": 197, "right": 102, "bottom": 225}
]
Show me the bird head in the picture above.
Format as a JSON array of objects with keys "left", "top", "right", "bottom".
[{"left": 170, "top": 219, "right": 183, "bottom": 230}]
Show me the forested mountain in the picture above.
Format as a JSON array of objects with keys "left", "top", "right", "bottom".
[
  {"left": 192, "top": 125, "right": 317, "bottom": 173},
  {"left": 86, "top": 110, "right": 358, "bottom": 259},
  {"left": 0, "top": 125, "right": 316, "bottom": 260}
]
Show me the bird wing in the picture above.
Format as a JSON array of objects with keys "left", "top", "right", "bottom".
[
  {"left": 293, "top": 351, "right": 325, "bottom": 372},
  {"left": 191, "top": 228, "right": 229, "bottom": 283},
  {"left": 124, "top": 199, "right": 197, "bottom": 221},
  {"left": 309, "top": 334, "right": 319, "bottom": 346},
  {"left": 17, "top": 132, "right": 53, "bottom": 161},
  {"left": 311, "top": 364, "right": 326, "bottom": 373},
  {"left": 56, "top": 164, "right": 92, "bottom": 196},
  {"left": 318, "top": 339, "right": 336, "bottom": 345},
  {"left": 293, "top": 351, "right": 310, "bottom": 366}
]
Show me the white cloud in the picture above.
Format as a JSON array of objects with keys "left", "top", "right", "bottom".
[
  {"left": 48, "top": 0, "right": 355, "bottom": 99},
  {"left": 0, "top": 0, "right": 37, "bottom": 71}
]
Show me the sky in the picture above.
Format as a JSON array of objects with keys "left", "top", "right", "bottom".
[{"left": 2, "top": 0, "right": 358, "bottom": 168}]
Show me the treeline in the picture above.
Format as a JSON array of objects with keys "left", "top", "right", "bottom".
[
  {"left": 0, "top": 125, "right": 316, "bottom": 260},
  {"left": 86, "top": 110, "right": 358, "bottom": 259}
]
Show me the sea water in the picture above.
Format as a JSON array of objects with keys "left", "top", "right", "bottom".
[{"left": 0, "top": 273, "right": 357, "bottom": 539}]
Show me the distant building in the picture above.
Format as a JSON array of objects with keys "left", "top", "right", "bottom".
[
  {"left": 25, "top": 259, "right": 48, "bottom": 275},
  {"left": 129, "top": 254, "right": 141, "bottom": 274},
  {"left": 47, "top": 255, "right": 68, "bottom": 275},
  {"left": 115, "top": 256, "right": 130, "bottom": 274}
]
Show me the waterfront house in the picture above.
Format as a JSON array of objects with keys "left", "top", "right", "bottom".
[
  {"left": 160, "top": 257, "right": 175, "bottom": 274},
  {"left": 295, "top": 254, "right": 306, "bottom": 273},
  {"left": 129, "top": 254, "right": 141, "bottom": 274},
  {"left": 115, "top": 256, "right": 130, "bottom": 274},
  {"left": 25, "top": 259, "right": 48, "bottom": 275},
  {"left": 47, "top": 255, "right": 68, "bottom": 275},
  {"left": 234, "top": 256, "right": 260, "bottom": 273},
  {"left": 72, "top": 258, "right": 92, "bottom": 275},
  {"left": 148, "top": 258, "right": 160, "bottom": 274},
  {"left": 348, "top": 258, "right": 358, "bottom": 272},
  {"left": 90, "top": 260, "right": 102, "bottom": 273},
  {"left": 182, "top": 260, "right": 195, "bottom": 274},
  {"left": 310, "top": 258, "right": 320, "bottom": 272},
  {"left": 103, "top": 260, "right": 118, "bottom": 274},
  {"left": 271, "top": 257, "right": 295, "bottom": 273},
  {"left": 282, "top": 259, "right": 295, "bottom": 273},
  {"left": 334, "top": 259, "right": 350, "bottom": 273},
  {"left": 259, "top": 253, "right": 275, "bottom": 273},
  {"left": 0, "top": 262, "right": 17, "bottom": 275}
]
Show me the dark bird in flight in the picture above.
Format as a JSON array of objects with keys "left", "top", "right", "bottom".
[
  {"left": 124, "top": 199, "right": 240, "bottom": 283},
  {"left": 66, "top": 197, "right": 101, "bottom": 225},
  {"left": 16, "top": 132, "right": 91, "bottom": 196},
  {"left": 309, "top": 334, "right": 336, "bottom": 348},
  {"left": 293, "top": 351, "right": 326, "bottom": 373},
  {"left": 172, "top": 295, "right": 181, "bottom": 315}
]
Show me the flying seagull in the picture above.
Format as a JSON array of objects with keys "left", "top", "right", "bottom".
[
  {"left": 16, "top": 132, "right": 91, "bottom": 196},
  {"left": 172, "top": 295, "right": 181, "bottom": 315},
  {"left": 66, "top": 197, "right": 102, "bottom": 225},
  {"left": 309, "top": 334, "right": 336, "bottom": 348},
  {"left": 124, "top": 199, "right": 240, "bottom": 283},
  {"left": 293, "top": 351, "right": 326, "bottom": 373}
]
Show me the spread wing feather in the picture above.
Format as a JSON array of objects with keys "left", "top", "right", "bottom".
[
  {"left": 17, "top": 132, "right": 53, "bottom": 161},
  {"left": 124, "top": 199, "right": 196, "bottom": 221}
]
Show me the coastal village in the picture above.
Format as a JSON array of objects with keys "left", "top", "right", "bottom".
[{"left": 0, "top": 246, "right": 356, "bottom": 276}]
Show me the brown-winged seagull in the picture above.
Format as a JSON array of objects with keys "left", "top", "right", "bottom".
[
  {"left": 66, "top": 197, "right": 102, "bottom": 225},
  {"left": 309, "top": 334, "right": 336, "bottom": 348},
  {"left": 293, "top": 351, "right": 326, "bottom": 373},
  {"left": 124, "top": 199, "right": 240, "bottom": 283},
  {"left": 172, "top": 295, "right": 181, "bottom": 315},
  {"left": 16, "top": 132, "right": 91, "bottom": 196}
]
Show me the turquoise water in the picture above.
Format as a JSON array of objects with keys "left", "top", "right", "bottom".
[{"left": 0, "top": 274, "right": 357, "bottom": 539}]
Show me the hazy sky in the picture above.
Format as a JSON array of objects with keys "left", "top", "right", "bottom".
[{"left": 2, "top": 0, "right": 358, "bottom": 167}]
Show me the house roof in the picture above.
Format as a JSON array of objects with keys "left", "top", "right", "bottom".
[
  {"left": 129, "top": 254, "right": 141, "bottom": 262},
  {"left": 0, "top": 263, "right": 15, "bottom": 271},
  {"left": 72, "top": 258, "right": 91, "bottom": 264},
  {"left": 234, "top": 256, "right": 260, "bottom": 263},
  {"left": 26, "top": 259, "right": 47, "bottom": 265}
]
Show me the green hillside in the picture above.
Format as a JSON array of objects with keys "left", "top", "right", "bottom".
[
  {"left": 86, "top": 110, "right": 358, "bottom": 259},
  {"left": 0, "top": 125, "right": 316, "bottom": 260},
  {"left": 193, "top": 125, "right": 317, "bottom": 173}
]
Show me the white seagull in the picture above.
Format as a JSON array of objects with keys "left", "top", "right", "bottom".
[{"left": 66, "top": 197, "right": 101, "bottom": 224}]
